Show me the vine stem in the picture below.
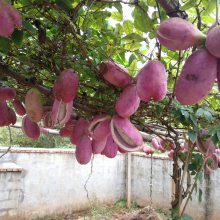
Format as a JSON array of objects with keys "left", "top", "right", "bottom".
[
  {"left": 179, "top": 146, "right": 211, "bottom": 218},
  {"left": 177, "top": 142, "right": 194, "bottom": 218}
]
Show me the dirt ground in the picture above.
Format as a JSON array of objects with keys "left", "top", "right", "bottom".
[{"left": 34, "top": 205, "right": 169, "bottom": 220}]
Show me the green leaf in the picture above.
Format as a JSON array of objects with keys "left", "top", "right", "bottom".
[
  {"left": 129, "top": 54, "right": 136, "bottom": 65},
  {"left": 128, "top": 59, "right": 138, "bottom": 77},
  {"left": 204, "top": 111, "right": 213, "bottom": 122},
  {"left": 188, "top": 130, "right": 197, "bottom": 143},
  {"left": 0, "top": 37, "right": 10, "bottom": 54},
  {"left": 114, "top": 3, "right": 122, "bottom": 13},
  {"left": 212, "top": 134, "right": 219, "bottom": 145},
  {"left": 195, "top": 108, "right": 205, "bottom": 116},
  {"left": 190, "top": 115, "right": 197, "bottom": 127},
  {"left": 180, "top": 0, "right": 197, "bottom": 10},
  {"left": 147, "top": 0, "right": 156, "bottom": 7},
  {"left": 132, "top": 5, "right": 152, "bottom": 33},
  {"left": 55, "top": 0, "right": 73, "bottom": 12},
  {"left": 123, "top": 20, "right": 133, "bottom": 35},
  {"left": 21, "top": 0, "right": 31, "bottom": 6},
  {"left": 208, "top": 126, "right": 217, "bottom": 136},
  {"left": 217, "top": 130, "right": 220, "bottom": 141},
  {"left": 111, "top": 11, "right": 123, "bottom": 21},
  {"left": 22, "top": 20, "right": 36, "bottom": 33},
  {"left": 123, "top": 33, "right": 145, "bottom": 42},
  {"left": 11, "top": 29, "right": 23, "bottom": 46},
  {"left": 181, "top": 110, "right": 189, "bottom": 120},
  {"left": 124, "top": 42, "right": 141, "bottom": 51},
  {"left": 202, "top": 0, "right": 216, "bottom": 15}
]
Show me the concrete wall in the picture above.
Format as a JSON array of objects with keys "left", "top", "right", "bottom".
[
  {"left": 131, "top": 153, "right": 220, "bottom": 220},
  {"left": 131, "top": 154, "right": 173, "bottom": 209},
  {"left": 0, "top": 148, "right": 125, "bottom": 220},
  {"left": 0, "top": 148, "right": 220, "bottom": 220}
]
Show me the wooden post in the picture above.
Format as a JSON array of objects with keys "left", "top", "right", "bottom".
[{"left": 126, "top": 152, "right": 131, "bottom": 209}]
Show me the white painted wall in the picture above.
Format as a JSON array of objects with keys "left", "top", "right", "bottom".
[
  {"left": 0, "top": 148, "right": 125, "bottom": 220},
  {"left": 131, "top": 153, "right": 220, "bottom": 220}
]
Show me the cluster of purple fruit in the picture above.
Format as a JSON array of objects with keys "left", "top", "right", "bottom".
[
  {"left": 1, "top": 2, "right": 220, "bottom": 167},
  {"left": 0, "top": 0, "right": 22, "bottom": 37},
  {"left": 157, "top": 17, "right": 220, "bottom": 105}
]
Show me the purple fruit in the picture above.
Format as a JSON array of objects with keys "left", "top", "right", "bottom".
[
  {"left": 0, "top": 1, "right": 22, "bottom": 37},
  {"left": 206, "top": 25, "right": 220, "bottom": 58},
  {"left": 92, "top": 137, "right": 107, "bottom": 154},
  {"left": 110, "top": 115, "right": 143, "bottom": 152},
  {"left": 136, "top": 61, "right": 167, "bottom": 102},
  {"left": 88, "top": 115, "right": 110, "bottom": 136},
  {"left": 102, "top": 135, "right": 118, "bottom": 158},
  {"left": 92, "top": 119, "right": 111, "bottom": 141},
  {"left": 196, "top": 129, "right": 216, "bottom": 156},
  {"left": 8, "top": 108, "right": 16, "bottom": 125},
  {"left": 99, "top": 61, "right": 132, "bottom": 88},
  {"left": 115, "top": 84, "right": 140, "bottom": 118},
  {"left": 175, "top": 49, "right": 217, "bottom": 105},
  {"left": 151, "top": 138, "right": 161, "bottom": 150},
  {"left": 75, "top": 134, "right": 92, "bottom": 165},
  {"left": 70, "top": 118, "right": 89, "bottom": 145},
  {"left": 13, "top": 99, "right": 26, "bottom": 116},
  {"left": 0, "top": 87, "right": 16, "bottom": 100},
  {"left": 157, "top": 17, "right": 205, "bottom": 51},
  {"left": 142, "top": 145, "right": 155, "bottom": 155},
  {"left": 217, "top": 60, "right": 220, "bottom": 91},
  {"left": 53, "top": 69, "right": 79, "bottom": 103},
  {"left": 22, "top": 116, "right": 40, "bottom": 139},
  {"left": 0, "top": 100, "right": 9, "bottom": 126}
]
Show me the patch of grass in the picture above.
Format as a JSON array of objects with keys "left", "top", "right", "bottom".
[
  {"left": 114, "top": 199, "right": 138, "bottom": 210},
  {"left": 91, "top": 206, "right": 113, "bottom": 219},
  {"left": 114, "top": 199, "right": 126, "bottom": 209},
  {"left": 131, "top": 201, "right": 138, "bottom": 209},
  {"left": 156, "top": 207, "right": 171, "bottom": 219}
]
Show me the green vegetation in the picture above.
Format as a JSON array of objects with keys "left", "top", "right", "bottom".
[{"left": 0, "top": 127, "right": 72, "bottom": 148}]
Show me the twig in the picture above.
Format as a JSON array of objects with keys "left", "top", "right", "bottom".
[
  {"left": 172, "top": 51, "right": 182, "bottom": 97},
  {"left": 97, "top": 0, "right": 138, "bottom": 6},
  {"left": 195, "top": 7, "right": 202, "bottom": 30},
  {"left": 156, "top": 0, "right": 162, "bottom": 21},
  {"left": 0, "top": 64, "right": 51, "bottom": 96},
  {"left": 179, "top": 146, "right": 210, "bottom": 217},
  {"left": 71, "top": 0, "right": 88, "bottom": 22},
  {"left": 177, "top": 141, "right": 194, "bottom": 218}
]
